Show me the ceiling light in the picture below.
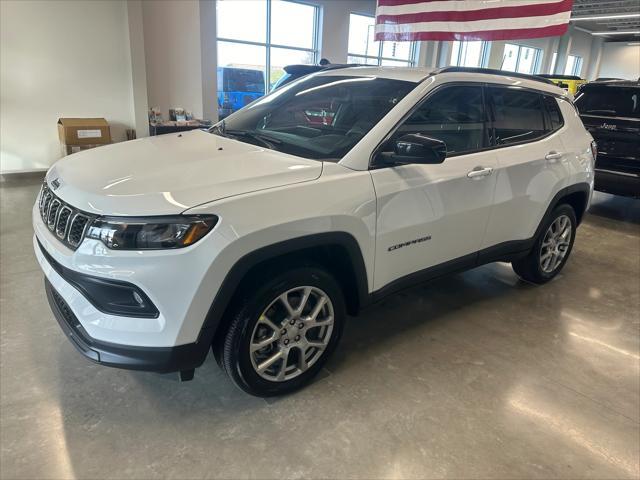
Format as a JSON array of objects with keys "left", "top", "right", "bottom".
[
  {"left": 571, "top": 13, "right": 640, "bottom": 21},
  {"left": 591, "top": 30, "right": 640, "bottom": 35}
]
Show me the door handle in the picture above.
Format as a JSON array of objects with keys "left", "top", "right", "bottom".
[
  {"left": 467, "top": 167, "right": 493, "bottom": 179},
  {"left": 545, "top": 151, "right": 564, "bottom": 161}
]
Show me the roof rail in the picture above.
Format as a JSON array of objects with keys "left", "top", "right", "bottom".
[
  {"left": 432, "top": 67, "right": 556, "bottom": 85},
  {"left": 536, "top": 74, "right": 583, "bottom": 80}
]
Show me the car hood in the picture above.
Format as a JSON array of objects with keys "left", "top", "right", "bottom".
[{"left": 46, "top": 129, "right": 322, "bottom": 216}]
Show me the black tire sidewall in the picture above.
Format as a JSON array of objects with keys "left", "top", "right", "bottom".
[{"left": 224, "top": 267, "right": 345, "bottom": 396}]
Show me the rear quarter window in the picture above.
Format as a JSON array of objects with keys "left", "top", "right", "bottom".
[{"left": 543, "top": 96, "right": 564, "bottom": 132}]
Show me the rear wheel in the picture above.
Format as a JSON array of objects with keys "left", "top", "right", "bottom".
[
  {"left": 512, "top": 204, "right": 577, "bottom": 284},
  {"left": 220, "top": 266, "right": 345, "bottom": 396}
]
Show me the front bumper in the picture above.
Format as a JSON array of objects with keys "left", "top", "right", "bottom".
[
  {"left": 44, "top": 278, "right": 209, "bottom": 372},
  {"left": 595, "top": 168, "right": 640, "bottom": 198}
]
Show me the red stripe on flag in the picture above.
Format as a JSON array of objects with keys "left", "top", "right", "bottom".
[
  {"left": 374, "top": 23, "right": 569, "bottom": 41},
  {"left": 376, "top": 0, "right": 572, "bottom": 24}
]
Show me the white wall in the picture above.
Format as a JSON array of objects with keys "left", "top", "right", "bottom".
[
  {"left": 142, "top": 0, "right": 204, "bottom": 120},
  {"left": 598, "top": 43, "right": 640, "bottom": 80},
  {"left": 0, "top": 0, "right": 138, "bottom": 173}
]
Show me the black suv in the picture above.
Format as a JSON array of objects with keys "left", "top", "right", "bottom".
[{"left": 574, "top": 80, "right": 640, "bottom": 198}]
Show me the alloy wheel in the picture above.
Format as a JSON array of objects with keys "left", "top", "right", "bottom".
[
  {"left": 539, "top": 214, "right": 572, "bottom": 274},
  {"left": 249, "top": 286, "right": 334, "bottom": 382}
]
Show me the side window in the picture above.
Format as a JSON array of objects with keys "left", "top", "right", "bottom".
[
  {"left": 489, "top": 87, "right": 545, "bottom": 145},
  {"left": 396, "top": 85, "right": 487, "bottom": 155},
  {"left": 543, "top": 95, "right": 564, "bottom": 132}
]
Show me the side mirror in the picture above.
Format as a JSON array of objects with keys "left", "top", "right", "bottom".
[{"left": 376, "top": 134, "right": 447, "bottom": 166}]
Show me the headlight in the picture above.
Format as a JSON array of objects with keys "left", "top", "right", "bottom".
[{"left": 86, "top": 215, "right": 217, "bottom": 250}]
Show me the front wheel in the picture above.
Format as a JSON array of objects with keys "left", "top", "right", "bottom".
[
  {"left": 220, "top": 266, "right": 345, "bottom": 396},
  {"left": 512, "top": 204, "right": 577, "bottom": 284}
]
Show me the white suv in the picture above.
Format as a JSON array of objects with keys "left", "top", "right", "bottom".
[{"left": 34, "top": 67, "right": 595, "bottom": 396}]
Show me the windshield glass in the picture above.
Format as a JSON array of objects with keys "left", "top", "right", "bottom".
[
  {"left": 575, "top": 87, "right": 640, "bottom": 119},
  {"left": 211, "top": 75, "right": 416, "bottom": 161}
]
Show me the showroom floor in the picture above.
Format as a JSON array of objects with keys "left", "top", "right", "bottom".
[{"left": 1, "top": 176, "right": 638, "bottom": 480}]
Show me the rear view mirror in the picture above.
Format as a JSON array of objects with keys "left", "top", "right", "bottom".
[{"left": 376, "top": 134, "right": 447, "bottom": 166}]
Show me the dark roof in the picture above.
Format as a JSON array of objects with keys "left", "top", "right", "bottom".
[
  {"left": 433, "top": 67, "right": 556, "bottom": 86},
  {"left": 283, "top": 64, "right": 362, "bottom": 75},
  {"left": 584, "top": 79, "right": 640, "bottom": 87}
]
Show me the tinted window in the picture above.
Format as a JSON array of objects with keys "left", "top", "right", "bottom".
[
  {"left": 212, "top": 75, "right": 415, "bottom": 161},
  {"left": 575, "top": 86, "right": 640, "bottom": 119},
  {"left": 543, "top": 96, "right": 564, "bottom": 132},
  {"left": 490, "top": 87, "right": 545, "bottom": 145},
  {"left": 396, "top": 85, "right": 487, "bottom": 154},
  {"left": 220, "top": 68, "right": 265, "bottom": 93}
]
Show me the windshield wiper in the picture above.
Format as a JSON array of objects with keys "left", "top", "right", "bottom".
[
  {"left": 210, "top": 121, "right": 282, "bottom": 150},
  {"left": 224, "top": 129, "right": 282, "bottom": 149}
]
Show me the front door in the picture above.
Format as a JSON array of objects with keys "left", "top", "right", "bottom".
[{"left": 370, "top": 84, "right": 498, "bottom": 291}]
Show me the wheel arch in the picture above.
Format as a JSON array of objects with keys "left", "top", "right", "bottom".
[
  {"left": 198, "top": 232, "right": 370, "bottom": 350},
  {"left": 551, "top": 182, "right": 590, "bottom": 226},
  {"left": 531, "top": 182, "right": 590, "bottom": 244}
]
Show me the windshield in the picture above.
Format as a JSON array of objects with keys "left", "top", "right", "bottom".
[
  {"left": 211, "top": 75, "right": 416, "bottom": 161},
  {"left": 575, "top": 87, "right": 640, "bottom": 119}
]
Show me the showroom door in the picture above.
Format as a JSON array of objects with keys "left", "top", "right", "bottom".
[
  {"left": 480, "top": 87, "right": 569, "bottom": 249},
  {"left": 370, "top": 84, "right": 498, "bottom": 291}
]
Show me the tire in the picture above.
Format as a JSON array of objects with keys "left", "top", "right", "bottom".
[
  {"left": 512, "top": 204, "right": 577, "bottom": 284},
  {"left": 219, "top": 266, "right": 346, "bottom": 397}
]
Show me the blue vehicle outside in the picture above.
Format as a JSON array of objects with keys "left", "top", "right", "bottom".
[{"left": 217, "top": 67, "right": 265, "bottom": 119}]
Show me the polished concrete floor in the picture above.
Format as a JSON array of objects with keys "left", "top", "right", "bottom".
[{"left": 1, "top": 177, "right": 639, "bottom": 479}]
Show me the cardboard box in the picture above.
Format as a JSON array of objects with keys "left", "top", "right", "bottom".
[{"left": 57, "top": 118, "right": 111, "bottom": 146}]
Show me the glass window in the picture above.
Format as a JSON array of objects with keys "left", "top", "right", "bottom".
[
  {"left": 212, "top": 75, "right": 415, "bottom": 161},
  {"left": 347, "top": 55, "right": 378, "bottom": 65},
  {"left": 575, "top": 87, "right": 640, "bottom": 119},
  {"left": 270, "top": 1, "right": 316, "bottom": 49},
  {"left": 565, "top": 55, "right": 583, "bottom": 76},
  {"left": 395, "top": 86, "right": 487, "bottom": 155},
  {"left": 543, "top": 96, "right": 564, "bottom": 131},
  {"left": 216, "top": 0, "right": 267, "bottom": 43},
  {"left": 549, "top": 53, "right": 582, "bottom": 76},
  {"left": 489, "top": 87, "right": 545, "bottom": 145},
  {"left": 517, "top": 47, "right": 539, "bottom": 74},
  {"left": 348, "top": 13, "right": 378, "bottom": 57},
  {"left": 216, "top": 0, "right": 319, "bottom": 118},
  {"left": 451, "top": 41, "right": 488, "bottom": 67},
  {"left": 502, "top": 44, "right": 519, "bottom": 71},
  {"left": 270, "top": 48, "right": 315, "bottom": 89},
  {"left": 501, "top": 44, "right": 542, "bottom": 74},
  {"left": 347, "top": 13, "right": 416, "bottom": 66}
]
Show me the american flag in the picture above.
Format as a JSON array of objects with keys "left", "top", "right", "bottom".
[{"left": 375, "top": 0, "right": 574, "bottom": 41}]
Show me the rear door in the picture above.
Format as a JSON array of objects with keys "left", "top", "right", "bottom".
[
  {"left": 481, "top": 87, "right": 569, "bottom": 250},
  {"left": 370, "top": 84, "right": 498, "bottom": 291}
]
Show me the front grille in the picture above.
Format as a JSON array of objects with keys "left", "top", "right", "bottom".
[{"left": 38, "top": 182, "right": 94, "bottom": 250}]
